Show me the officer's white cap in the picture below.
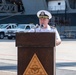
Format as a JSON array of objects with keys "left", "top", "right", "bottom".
[{"left": 37, "top": 10, "right": 52, "bottom": 19}]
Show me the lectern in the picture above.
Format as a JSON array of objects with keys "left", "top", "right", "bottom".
[{"left": 16, "top": 32, "right": 56, "bottom": 75}]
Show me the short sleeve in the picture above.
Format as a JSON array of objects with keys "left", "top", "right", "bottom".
[{"left": 54, "top": 28, "right": 61, "bottom": 41}]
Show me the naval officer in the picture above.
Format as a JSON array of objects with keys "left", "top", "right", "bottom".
[{"left": 29, "top": 10, "right": 61, "bottom": 46}]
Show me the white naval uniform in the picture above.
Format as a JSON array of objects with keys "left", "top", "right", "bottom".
[{"left": 29, "top": 25, "right": 61, "bottom": 41}]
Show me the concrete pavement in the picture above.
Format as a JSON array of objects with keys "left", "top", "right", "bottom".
[
  {"left": 0, "top": 71, "right": 17, "bottom": 75},
  {"left": 0, "top": 39, "right": 76, "bottom": 75}
]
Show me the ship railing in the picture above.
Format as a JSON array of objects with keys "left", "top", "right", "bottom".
[{"left": 0, "top": 4, "right": 18, "bottom": 13}]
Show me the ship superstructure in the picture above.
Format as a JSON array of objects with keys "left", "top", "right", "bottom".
[
  {"left": 0, "top": 0, "right": 76, "bottom": 27},
  {"left": 0, "top": 0, "right": 76, "bottom": 14}
]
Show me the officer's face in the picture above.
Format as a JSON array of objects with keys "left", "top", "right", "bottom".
[{"left": 39, "top": 18, "right": 49, "bottom": 25}]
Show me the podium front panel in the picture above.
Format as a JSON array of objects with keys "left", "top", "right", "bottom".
[{"left": 17, "top": 47, "right": 56, "bottom": 75}]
